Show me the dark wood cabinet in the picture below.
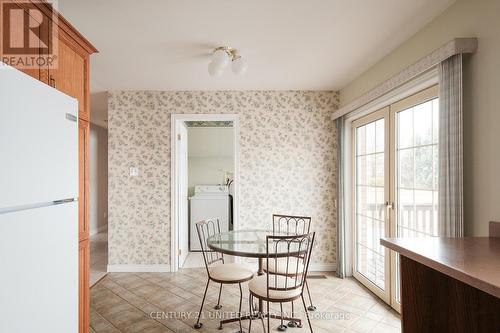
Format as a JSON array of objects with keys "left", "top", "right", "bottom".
[{"left": 382, "top": 237, "right": 500, "bottom": 333}]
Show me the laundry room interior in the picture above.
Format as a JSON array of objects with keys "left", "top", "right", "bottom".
[{"left": 182, "top": 120, "right": 235, "bottom": 268}]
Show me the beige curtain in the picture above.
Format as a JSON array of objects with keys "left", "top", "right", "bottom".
[{"left": 438, "top": 54, "right": 464, "bottom": 237}]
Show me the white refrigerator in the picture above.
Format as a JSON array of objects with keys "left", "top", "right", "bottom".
[{"left": 0, "top": 64, "right": 79, "bottom": 332}]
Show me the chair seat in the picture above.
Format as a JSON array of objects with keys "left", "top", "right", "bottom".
[
  {"left": 249, "top": 275, "right": 303, "bottom": 300},
  {"left": 264, "top": 257, "right": 305, "bottom": 275},
  {"left": 209, "top": 263, "right": 254, "bottom": 282}
]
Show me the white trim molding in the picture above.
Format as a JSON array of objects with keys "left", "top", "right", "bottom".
[
  {"left": 170, "top": 114, "right": 240, "bottom": 273},
  {"left": 332, "top": 38, "right": 477, "bottom": 120},
  {"left": 309, "top": 263, "right": 337, "bottom": 272},
  {"left": 107, "top": 264, "right": 171, "bottom": 273},
  {"left": 106, "top": 263, "right": 333, "bottom": 273},
  {"left": 243, "top": 262, "right": 337, "bottom": 273}
]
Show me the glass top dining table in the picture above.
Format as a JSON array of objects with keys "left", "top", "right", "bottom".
[
  {"left": 206, "top": 229, "right": 310, "bottom": 327},
  {"left": 206, "top": 229, "right": 303, "bottom": 259}
]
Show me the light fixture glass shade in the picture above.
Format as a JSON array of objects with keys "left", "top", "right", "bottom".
[
  {"left": 208, "top": 61, "right": 223, "bottom": 77},
  {"left": 231, "top": 57, "right": 248, "bottom": 74},
  {"left": 212, "top": 49, "right": 230, "bottom": 68}
]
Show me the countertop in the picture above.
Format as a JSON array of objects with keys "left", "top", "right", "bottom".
[{"left": 381, "top": 237, "right": 500, "bottom": 298}]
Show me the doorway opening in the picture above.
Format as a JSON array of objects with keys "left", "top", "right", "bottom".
[
  {"left": 88, "top": 122, "right": 109, "bottom": 286},
  {"left": 171, "top": 114, "right": 239, "bottom": 272}
]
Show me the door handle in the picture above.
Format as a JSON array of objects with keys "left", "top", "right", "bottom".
[{"left": 385, "top": 201, "right": 394, "bottom": 211}]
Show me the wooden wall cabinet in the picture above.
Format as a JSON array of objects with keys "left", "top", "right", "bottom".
[
  {"left": 4, "top": 1, "right": 93, "bottom": 120},
  {"left": 6, "top": 1, "right": 47, "bottom": 82},
  {"left": 50, "top": 34, "right": 88, "bottom": 120},
  {"left": 2, "top": 2, "right": 97, "bottom": 332}
]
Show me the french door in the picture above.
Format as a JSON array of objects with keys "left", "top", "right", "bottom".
[
  {"left": 352, "top": 85, "right": 439, "bottom": 311},
  {"left": 352, "top": 107, "right": 391, "bottom": 303}
]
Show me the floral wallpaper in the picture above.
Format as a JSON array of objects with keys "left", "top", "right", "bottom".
[{"left": 108, "top": 91, "right": 339, "bottom": 266}]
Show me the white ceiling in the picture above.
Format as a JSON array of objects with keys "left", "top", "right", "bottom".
[{"left": 58, "top": 0, "right": 454, "bottom": 127}]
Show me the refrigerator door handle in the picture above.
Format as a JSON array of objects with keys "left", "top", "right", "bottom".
[
  {"left": 0, "top": 198, "right": 77, "bottom": 215},
  {"left": 53, "top": 198, "right": 76, "bottom": 205}
]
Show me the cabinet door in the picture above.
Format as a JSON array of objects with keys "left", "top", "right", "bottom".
[
  {"left": 37, "top": 10, "right": 51, "bottom": 84},
  {"left": 1, "top": 4, "right": 41, "bottom": 80},
  {"left": 78, "top": 120, "right": 90, "bottom": 241},
  {"left": 19, "top": 22, "right": 42, "bottom": 80},
  {"left": 49, "top": 37, "right": 86, "bottom": 118},
  {"left": 78, "top": 239, "right": 90, "bottom": 333}
]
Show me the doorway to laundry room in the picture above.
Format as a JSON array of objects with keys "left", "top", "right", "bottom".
[{"left": 171, "top": 115, "right": 239, "bottom": 272}]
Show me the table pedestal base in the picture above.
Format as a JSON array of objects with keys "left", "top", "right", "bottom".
[{"left": 217, "top": 257, "right": 303, "bottom": 332}]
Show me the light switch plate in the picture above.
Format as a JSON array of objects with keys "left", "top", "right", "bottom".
[{"left": 129, "top": 167, "right": 139, "bottom": 177}]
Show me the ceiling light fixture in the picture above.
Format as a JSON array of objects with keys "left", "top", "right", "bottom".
[{"left": 208, "top": 46, "right": 247, "bottom": 77}]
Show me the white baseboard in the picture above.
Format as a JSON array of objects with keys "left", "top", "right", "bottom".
[
  {"left": 233, "top": 260, "right": 336, "bottom": 273},
  {"left": 309, "top": 263, "right": 336, "bottom": 272},
  {"left": 107, "top": 264, "right": 170, "bottom": 273},
  {"left": 107, "top": 263, "right": 334, "bottom": 273}
]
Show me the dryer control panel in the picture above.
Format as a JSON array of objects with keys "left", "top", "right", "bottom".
[{"left": 194, "top": 185, "right": 229, "bottom": 195}]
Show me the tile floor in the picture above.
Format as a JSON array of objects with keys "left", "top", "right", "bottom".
[
  {"left": 182, "top": 252, "right": 205, "bottom": 269},
  {"left": 90, "top": 232, "right": 108, "bottom": 286},
  {"left": 90, "top": 268, "right": 401, "bottom": 333}
]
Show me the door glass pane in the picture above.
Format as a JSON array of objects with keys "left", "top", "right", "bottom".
[
  {"left": 396, "top": 98, "right": 439, "bottom": 238},
  {"left": 398, "top": 108, "right": 413, "bottom": 149},
  {"left": 357, "top": 126, "right": 366, "bottom": 155},
  {"left": 366, "top": 154, "right": 376, "bottom": 186},
  {"left": 398, "top": 149, "right": 414, "bottom": 188},
  {"left": 414, "top": 102, "right": 433, "bottom": 145},
  {"left": 395, "top": 97, "right": 439, "bottom": 303},
  {"left": 355, "top": 118, "right": 385, "bottom": 290},
  {"left": 365, "top": 122, "right": 376, "bottom": 154},
  {"left": 415, "top": 146, "right": 433, "bottom": 190}
]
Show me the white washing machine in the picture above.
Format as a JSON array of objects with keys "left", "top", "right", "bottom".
[{"left": 189, "top": 185, "right": 231, "bottom": 251}]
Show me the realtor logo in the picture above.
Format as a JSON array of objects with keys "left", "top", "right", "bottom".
[{"left": 1, "top": 0, "right": 58, "bottom": 69}]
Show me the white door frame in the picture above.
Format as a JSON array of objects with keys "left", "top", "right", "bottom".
[
  {"left": 170, "top": 114, "right": 240, "bottom": 272},
  {"left": 351, "top": 107, "right": 392, "bottom": 304}
]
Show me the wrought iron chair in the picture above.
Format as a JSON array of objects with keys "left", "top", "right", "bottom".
[
  {"left": 268, "top": 214, "right": 317, "bottom": 316},
  {"left": 272, "top": 214, "right": 311, "bottom": 235},
  {"left": 248, "top": 232, "right": 316, "bottom": 333},
  {"left": 194, "top": 219, "right": 254, "bottom": 331}
]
